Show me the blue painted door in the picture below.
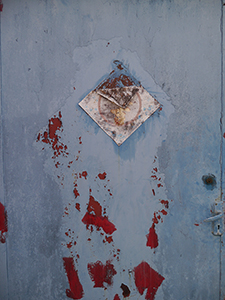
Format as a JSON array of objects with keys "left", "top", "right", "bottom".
[{"left": 1, "top": 1, "right": 225, "bottom": 300}]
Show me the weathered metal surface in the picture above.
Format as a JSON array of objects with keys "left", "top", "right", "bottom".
[
  {"left": 1, "top": 1, "right": 224, "bottom": 300},
  {"left": 79, "top": 61, "right": 160, "bottom": 145},
  {"left": 35, "top": 49, "right": 172, "bottom": 299}
]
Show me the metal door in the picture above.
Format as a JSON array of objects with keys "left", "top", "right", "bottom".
[{"left": 1, "top": 0, "right": 225, "bottom": 299}]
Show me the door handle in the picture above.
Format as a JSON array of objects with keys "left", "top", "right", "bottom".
[
  {"left": 204, "top": 212, "right": 223, "bottom": 223},
  {"left": 204, "top": 202, "right": 223, "bottom": 236}
]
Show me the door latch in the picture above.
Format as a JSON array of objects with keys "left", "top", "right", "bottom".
[{"left": 204, "top": 202, "right": 223, "bottom": 236}]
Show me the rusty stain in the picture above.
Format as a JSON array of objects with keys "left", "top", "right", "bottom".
[
  {"left": 120, "top": 283, "right": 130, "bottom": 297},
  {"left": 202, "top": 174, "right": 216, "bottom": 190},
  {"left": 97, "top": 86, "right": 139, "bottom": 108}
]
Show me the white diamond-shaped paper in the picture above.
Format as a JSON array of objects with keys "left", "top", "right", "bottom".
[{"left": 79, "top": 61, "right": 160, "bottom": 146}]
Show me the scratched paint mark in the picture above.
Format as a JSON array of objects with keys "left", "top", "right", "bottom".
[
  {"left": 113, "top": 294, "right": 120, "bottom": 300},
  {"left": 120, "top": 283, "right": 130, "bottom": 297},
  {"left": 0, "top": 0, "right": 3, "bottom": 12},
  {"left": 87, "top": 260, "right": 117, "bottom": 288},
  {"left": 152, "top": 189, "right": 155, "bottom": 196},
  {"left": 134, "top": 261, "right": 164, "bottom": 300},
  {"left": 63, "top": 257, "right": 84, "bottom": 299},
  {"left": 82, "top": 194, "right": 116, "bottom": 235},
  {"left": 0, "top": 202, "right": 7, "bottom": 243},
  {"left": 98, "top": 172, "right": 107, "bottom": 180}
]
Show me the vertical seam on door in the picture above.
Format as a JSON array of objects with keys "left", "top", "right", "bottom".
[
  {"left": 219, "top": 0, "right": 224, "bottom": 299},
  {"left": 0, "top": 10, "right": 9, "bottom": 300}
]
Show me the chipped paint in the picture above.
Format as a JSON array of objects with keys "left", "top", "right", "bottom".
[
  {"left": 34, "top": 41, "right": 175, "bottom": 299},
  {"left": 87, "top": 260, "right": 117, "bottom": 288},
  {"left": 63, "top": 257, "right": 84, "bottom": 299},
  {"left": 134, "top": 261, "right": 164, "bottom": 300},
  {"left": 82, "top": 193, "right": 116, "bottom": 235},
  {"left": 37, "top": 111, "right": 68, "bottom": 159},
  {"left": 146, "top": 224, "right": 158, "bottom": 249},
  {"left": 0, "top": 202, "right": 7, "bottom": 243}
]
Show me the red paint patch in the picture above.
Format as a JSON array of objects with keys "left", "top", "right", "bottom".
[
  {"left": 160, "top": 200, "right": 169, "bottom": 209},
  {"left": 98, "top": 172, "right": 107, "bottom": 180},
  {"left": 87, "top": 260, "right": 117, "bottom": 288},
  {"left": 67, "top": 242, "right": 73, "bottom": 249},
  {"left": 87, "top": 195, "right": 102, "bottom": 216},
  {"left": 38, "top": 112, "right": 68, "bottom": 158},
  {"left": 152, "top": 212, "right": 159, "bottom": 225},
  {"left": 105, "top": 235, "right": 113, "bottom": 243},
  {"left": 63, "top": 257, "right": 84, "bottom": 299},
  {"left": 0, "top": 202, "right": 7, "bottom": 243},
  {"left": 114, "top": 294, "right": 120, "bottom": 300},
  {"left": 0, "top": 1, "right": 3, "bottom": 12},
  {"left": 75, "top": 203, "right": 81, "bottom": 212},
  {"left": 152, "top": 189, "right": 155, "bottom": 196},
  {"left": 79, "top": 137, "right": 82, "bottom": 144},
  {"left": 146, "top": 224, "right": 158, "bottom": 249},
  {"left": 55, "top": 161, "right": 60, "bottom": 168},
  {"left": 194, "top": 223, "right": 199, "bottom": 226},
  {"left": 73, "top": 188, "right": 80, "bottom": 199},
  {"left": 160, "top": 209, "right": 167, "bottom": 216},
  {"left": 82, "top": 213, "right": 116, "bottom": 235},
  {"left": 134, "top": 261, "right": 164, "bottom": 300},
  {"left": 81, "top": 171, "right": 87, "bottom": 180},
  {"left": 223, "top": 133, "right": 225, "bottom": 138}
]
